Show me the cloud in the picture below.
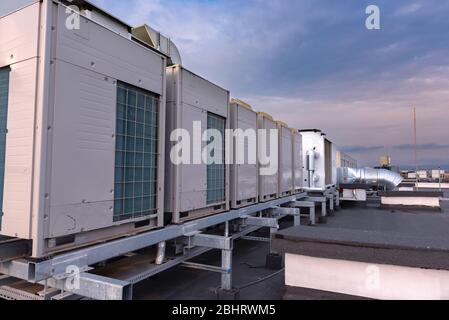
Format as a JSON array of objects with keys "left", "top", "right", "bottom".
[
  {"left": 393, "top": 144, "right": 449, "bottom": 151},
  {"left": 86, "top": 0, "right": 449, "bottom": 167},
  {"left": 395, "top": 3, "right": 422, "bottom": 16},
  {"left": 339, "top": 146, "right": 385, "bottom": 153}
]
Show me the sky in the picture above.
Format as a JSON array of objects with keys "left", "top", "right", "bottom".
[{"left": 2, "top": 0, "right": 449, "bottom": 169}]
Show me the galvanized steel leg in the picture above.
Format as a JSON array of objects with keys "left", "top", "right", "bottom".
[
  {"left": 269, "top": 228, "right": 278, "bottom": 254},
  {"left": 336, "top": 192, "right": 340, "bottom": 207},
  {"left": 310, "top": 205, "right": 316, "bottom": 225},
  {"left": 329, "top": 195, "right": 334, "bottom": 212},
  {"left": 221, "top": 249, "right": 233, "bottom": 291},
  {"left": 322, "top": 200, "right": 327, "bottom": 217},
  {"left": 294, "top": 208, "right": 301, "bottom": 226}
]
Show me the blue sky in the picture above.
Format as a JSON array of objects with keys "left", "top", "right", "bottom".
[{"left": 2, "top": 0, "right": 449, "bottom": 169}]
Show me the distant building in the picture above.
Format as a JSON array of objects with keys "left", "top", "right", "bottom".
[
  {"left": 336, "top": 151, "right": 357, "bottom": 168},
  {"left": 379, "top": 155, "right": 392, "bottom": 167}
]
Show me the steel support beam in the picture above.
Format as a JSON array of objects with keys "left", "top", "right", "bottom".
[
  {"left": 240, "top": 216, "right": 279, "bottom": 229},
  {"left": 181, "top": 262, "right": 225, "bottom": 273},
  {"left": 46, "top": 272, "right": 132, "bottom": 301},
  {"left": 180, "top": 234, "right": 233, "bottom": 251},
  {"left": 25, "top": 195, "right": 301, "bottom": 282}
]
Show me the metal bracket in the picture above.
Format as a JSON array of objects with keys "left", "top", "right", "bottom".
[
  {"left": 268, "top": 207, "right": 301, "bottom": 226},
  {"left": 46, "top": 272, "right": 132, "bottom": 300},
  {"left": 180, "top": 233, "right": 233, "bottom": 251},
  {"left": 240, "top": 216, "right": 279, "bottom": 229}
]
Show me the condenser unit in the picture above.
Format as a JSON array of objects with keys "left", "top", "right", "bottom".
[
  {"left": 257, "top": 113, "right": 279, "bottom": 202},
  {"left": 0, "top": 1, "right": 167, "bottom": 258},
  {"left": 229, "top": 99, "right": 258, "bottom": 209},
  {"left": 165, "top": 65, "right": 230, "bottom": 223},
  {"left": 300, "top": 130, "right": 337, "bottom": 191},
  {"left": 277, "top": 122, "right": 293, "bottom": 197}
]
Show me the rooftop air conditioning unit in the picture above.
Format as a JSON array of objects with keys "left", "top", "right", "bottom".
[
  {"left": 300, "top": 130, "right": 337, "bottom": 191},
  {"left": 0, "top": 1, "right": 167, "bottom": 258},
  {"left": 257, "top": 113, "right": 279, "bottom": 202},
  {"left": 229, "top": 99, "right": 258, "bottom": 209},
  {"left": 165, "top": 65, "right": 230, "bottom": 223}
]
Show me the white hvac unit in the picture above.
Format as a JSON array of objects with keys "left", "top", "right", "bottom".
[
  {"left": 292, "top": 129, "right": 303, "bottom": 194},
  {"left": 165, "top": 65, "right": 230, "bottom": 223},
  {"left": 408, "top": 172, "right": 417, "bottom": 179},
  {"left": 0, "top": 1, "right": 167, "bottom": 258},
  {"left": 432, "top": 169, "right": 445, "bottom": 181},
  {"left": 417, "top": 170, "right": 429, "bottom": 180},
  {"left": 229, "top": 99, "right": 258, "bottom": 209},
  {"left": 277, "top": 122, "right": 293, "bottom": 197},
  {"left": 257, "top": 113, "right": 279, "bottom": 202},
  {"left": 300, "top": 130, "right": 337, "bottom": 191}
]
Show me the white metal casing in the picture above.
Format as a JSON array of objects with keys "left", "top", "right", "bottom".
[
  {"left": 432, "top": 170, "right": 445, "bottom": 180},
  {"left": 292, "top": 130, "right": 303, "bottom": 193},
  {"left": 417, "top": 170, "right": 429, "bottom": 180},
  {"left": 300, "top": 130, "right": 337, "bottom": 191},
  {"left": 257, "top": 113, "right": 279, "bottom": 202},
  {"left": 278, "top": 123, "right": 293, "bottom": 197},
  {"left": 229, "top": 101, "right": 258, "bottom": 208},
  {"left": 0, "top": 1, "right": 167, "bottom": 257},
  {"left": 165, "top": 65, "right": 230, "bottom": 222}
]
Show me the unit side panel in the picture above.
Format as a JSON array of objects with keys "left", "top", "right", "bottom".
[
  {"left": 47, "top": 61, "right": 115, "bottom": 237},
  {"left": 279, "top": 127, "right": 293, "bottom": 194},
  {"left": 293, "top": 133, "right": 303, "bottom": 190},
  {"left": 258, "top": 117, "right": 278, "bottom": 197},
  {"left": 179, "top": 104, "right": 207, "bottom": 212},
  {"left": 1, "top": 59, "right": 38, "bottom": 238},
  {"left": 235, "top": 107, "right": 258, "bottom": 202}
]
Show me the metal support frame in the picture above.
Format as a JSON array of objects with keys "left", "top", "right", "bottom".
[
  {"left": 305, "top": 196, "right": 327, "bottom": 218},
  {"left": 0, "top": 193, "right": 309, "bottom": 300},
  {"left": 287, "top": 201, "right": 316, "bottom": 225}
]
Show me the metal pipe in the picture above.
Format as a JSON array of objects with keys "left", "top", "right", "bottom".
[
  {"left": 155, "top": 241, "right": 166, "bottom": 265},
  {"left": 338, "top": 167, "right": 403, "bottom": 190}
]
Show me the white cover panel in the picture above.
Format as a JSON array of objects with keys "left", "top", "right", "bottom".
[
  {"left": 1, "top": 59, "right": 38, "bottom": 238},
  {"left": 293, "top": 132, "right": 303, "bottom": 191},
  {"left": 0, "top": 2, "right": 40, "bottom": 68},
  {"left": 49, "top": 61, "right": 116, "bottom": 237},
  {"left": 55, "top": 5, "right": 164, "bottom": 96},
  {"left": 279, "top": 126, "right": 293, "bottom": 194},
  {"left": 230, "top": 104, "right": 258, "bottom": 204},
  {"left": 179, "top": 104, "right": 207, "bottom": 212},
  {"left": 258, "top": 116, "right": 278, "bottom": 198}
]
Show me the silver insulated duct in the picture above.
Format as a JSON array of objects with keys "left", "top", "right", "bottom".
[{"left": 338, "top": 167, "right": 403, "bottom": 190}]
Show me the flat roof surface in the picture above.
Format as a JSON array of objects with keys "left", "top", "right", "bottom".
[
  {"left": 132, "top": 190, "right": 449, "bottom": 300},
  {"left": 274, "top": 190, "right": 449, "bottom": 270}
]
